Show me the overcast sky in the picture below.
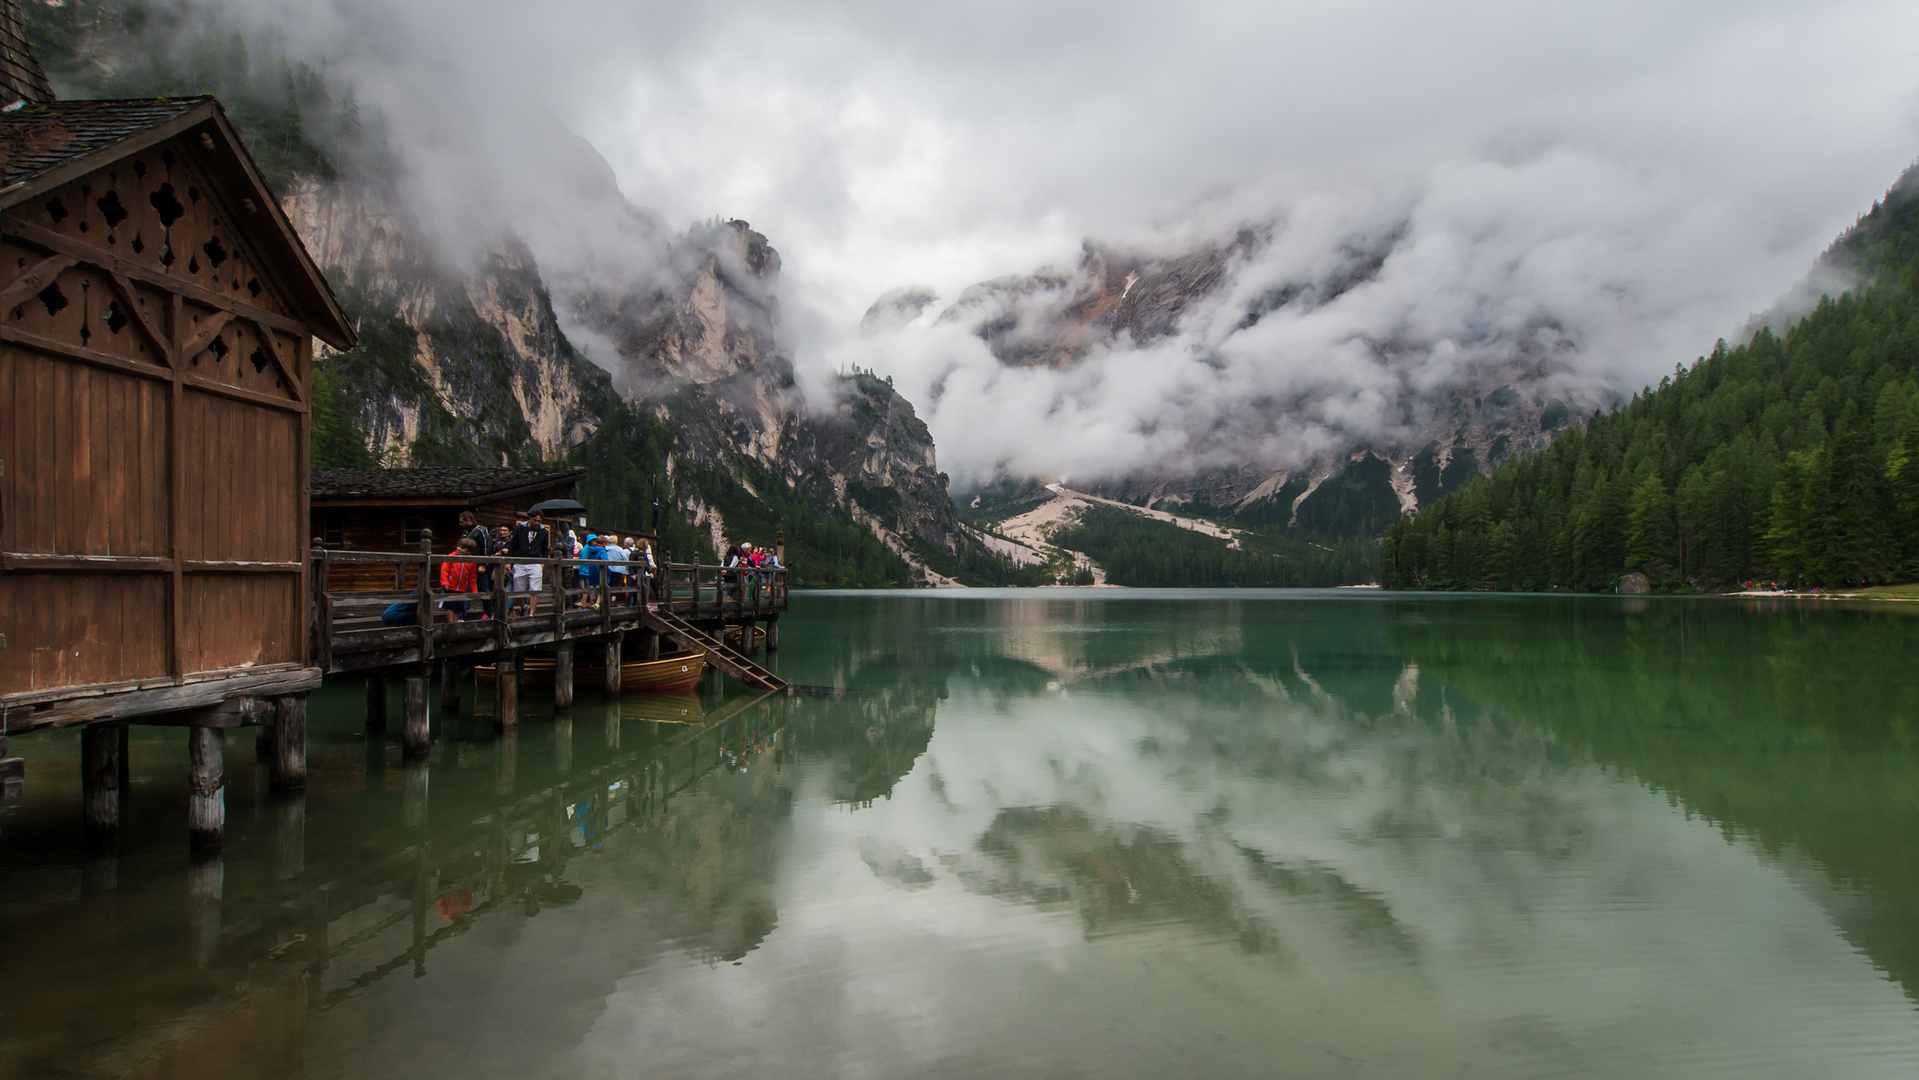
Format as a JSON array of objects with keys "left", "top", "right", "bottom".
[{"left": 260, "top": 0, "right": 1919, "bottom": 483}]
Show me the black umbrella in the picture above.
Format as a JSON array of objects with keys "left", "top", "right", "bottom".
[{"left": 530, "top": 499, "right": 586, "bottom": 514}]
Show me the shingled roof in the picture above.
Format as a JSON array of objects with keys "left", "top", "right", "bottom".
[
  {"left": 0, "top": 94, "right": 355, "bottom": 348},
  {"left": 312, "top": 468, "right": 588, "bottom": 503},
  {"left": 0, "top": 0, "right": 52, "bottom": 106},
  {"left": 0, "top": 97, "right": 208, "bottom": 188}
]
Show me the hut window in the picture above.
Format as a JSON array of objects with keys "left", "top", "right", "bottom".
[
  {"left": 322, "top": 518, "right": 343, "bottom": 547},
  {"left": 403, "top": 517, "right": 424, "bottom": 545}
]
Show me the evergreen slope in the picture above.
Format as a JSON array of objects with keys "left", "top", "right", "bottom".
[{"left": 1383, "top": 165, "right": 1919, "bottom": 591}]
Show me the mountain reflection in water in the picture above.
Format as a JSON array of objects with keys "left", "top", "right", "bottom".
[{"left": 2, "top": 589, "right": 1917, "bottom": 1079}]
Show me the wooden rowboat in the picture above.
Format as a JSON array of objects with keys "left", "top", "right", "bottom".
[
  {"left": 474, "top": 650, "right": 707, "bottom": 694},
  {"left": 722, "top": 624, "right": 768, "bottom": 648}
]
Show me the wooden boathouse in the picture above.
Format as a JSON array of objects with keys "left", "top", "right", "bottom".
[
  {"left": 0, "top": 21, "right": 792, "bottom": 853},
  {"left": 0, "top": 36, "right": 356, "bottom": 843}
]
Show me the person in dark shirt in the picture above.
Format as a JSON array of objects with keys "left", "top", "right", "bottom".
[{"left": 508, "top": 511, "right": 550, "bottom": 616}]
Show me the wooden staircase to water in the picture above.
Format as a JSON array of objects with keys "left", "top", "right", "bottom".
[{"left": 643, "top": 609, "right": 789, "bottom": 690}]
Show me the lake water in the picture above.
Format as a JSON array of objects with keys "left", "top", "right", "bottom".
[{"left": 5, "top": 590, "right": 1919, "bottom": 1078}]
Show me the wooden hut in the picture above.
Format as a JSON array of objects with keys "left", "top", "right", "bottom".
[
  {"left": 0, "top": 16, "right": 355, "bottom": 833},
  {"left": 311, "top": 466, "right": 587, "bottom": 588}
]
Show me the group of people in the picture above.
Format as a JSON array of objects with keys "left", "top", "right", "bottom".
[
  {"left": 722, "top": 541, "right": 782, "bottom": 600},
  {"left": 413, "top": 509, "right": 782, "bottom": 623},
  {"left": 431, "top": 509, "right": 664, "bottom": 621}
]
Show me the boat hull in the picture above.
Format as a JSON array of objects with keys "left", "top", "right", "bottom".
[{"left": 474, "top": 651, "right": 706, "bottom": 694}]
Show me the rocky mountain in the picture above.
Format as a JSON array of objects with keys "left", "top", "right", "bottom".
[
  {"left": 25, "top": 0, "right": 973, "bottom": 586},
  {"left": 892, "top": 230, "right": 1594, "bottom": 537}
]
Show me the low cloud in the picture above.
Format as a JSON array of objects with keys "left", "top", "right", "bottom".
[{"left": 201, "top": 0, "right": 1919, "bottom": 481}]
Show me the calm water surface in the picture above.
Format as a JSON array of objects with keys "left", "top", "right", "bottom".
[{"left": 4, "top": 590, "right": 1919, "bottom": 1078}]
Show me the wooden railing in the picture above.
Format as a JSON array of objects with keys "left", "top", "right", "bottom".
[{"left": 309, "top": 534, "right": 788, "bottom": 673}]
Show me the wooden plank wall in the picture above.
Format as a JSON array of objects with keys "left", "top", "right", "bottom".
[{"left": 0, "top": 130, "right": 317, "bottom": 697}]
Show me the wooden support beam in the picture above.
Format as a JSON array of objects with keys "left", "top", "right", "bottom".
[
  {"left": 604, "top": 635, "right": 623, "bottom": 696},
  {"left": 644, "top": 628, "right": 661, "bottom": 663},
  {"left": 554, "top": 644, "right": 574, "bottom": 712},
  {"left": 188, "top": 725, "right": 224, "bottom": 851},
  {"left": 767, "top": 615, "right": 780, "bottom": 652},
  {"left": 402, "top": 759, "right": 430, "bottom": 829},
  {"left": 82, "top": 724, "right": 121, "bottom": 841},
  {"left": 496, "top": 730, "right": 518, "bottom": 796},
  {"left": 272, "top": 794, "right": 305, "bottom": 881},
  {"left": 0, "top": 754, "right": 22, "bottom": 801},
  {"left": 554, "top": 716, "right": 573, "bottom": 774},
  {"left": 441, "top": 659, "right": 462, "bottom": 713},
  {"left": 270, "top": 696, "right": 306, "bottom": 791},
  {"left": 496, "top": 655, "right": 520, "bottom": 730},
  {"left": 366, "top": 675, "right": 388, "bottom": 730},
  {"left": 187, "top": 853, "right": 223, "bottom": 968},
  {"left": 402, "top": 675, "right": 429, "bottom": 756}
]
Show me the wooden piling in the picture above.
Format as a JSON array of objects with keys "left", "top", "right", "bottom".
[
  {"left": 555, "top": 716, "right": 573, "bottom": 774},
  {"left": 644, "top": 628, "right": 661, "bottom": 662},
  {"left": 402, "top": 759, "right": 429, "bottom": 829},
  {"left": 767, "top": 614, "right": 780, "bottom": 652},
  {"left": 82, "top": 723, "right": 121, "bottom": 842},
  {"left": 604, "top": 635, "right": 623, "bottom": 696},
  {"left": 270, "top": 696, "right": 307, "bottom": 791},
  {"left": 496, "top": 730, "right": 518, "bottom": 796},
  {"left": 188, "top": 854, "right": 222, "bottom": 968},
  {"left": 272, "top": 794, "right": 305, "bottom": 881},
  {"left": 366, "top": 675, "right": 388, "bottom": 729},
  {"left": 496, "top": 654, "right": 521, "bottom": 730},
  {"left": 402, "top": 674, "right": 430, "bottom": 755},
  {"left": 554, "top": 644, "right": 575, "bottom": 712},
  {"left": 441, "top": 659, "right": 462, "bottom": 713},
  {"left": 187, "top": 725, "right": 224, "bottom": 851}
]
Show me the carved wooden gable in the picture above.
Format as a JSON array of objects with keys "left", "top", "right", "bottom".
[{"left": 0, "top": 139, "right": 310, "bottom": 405}]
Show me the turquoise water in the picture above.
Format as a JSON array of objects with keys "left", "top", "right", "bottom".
[{"left": 3, "top": 590, "right": 1919, "bottom": 1078}]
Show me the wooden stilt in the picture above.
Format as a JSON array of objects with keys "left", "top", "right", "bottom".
[
  {"left": 188, "top": 854, "right": 222, "bottom": 967},
  {"left": 441, "top": 659, "right": 462, "bottom": 713},
  {"left": 605, "top": 701, "right": 621, "bottom": 750},
  {"left": 270, "top": 696, "right": 307, "bottom": 791},
  {"left": 402, "top": 674, "right": 430, "bottom": 755},
  {"left": 496, "top": 655, "right": 520, "bottom": 730},
  {"left": 366, "top": 676, "right": 388, "bottom": 729},
  {"left": 402, "top": 758, "right": 429, "bottom": 829},
  {"left": 767, "top": 615, "right": 779, "bottom": 652},
  {"left": 272, "top": 793, "right": 305, "bottom": 881},
  {"left": 188, "top": 725, "right": 224, "bottom": 851},
  {"left": 555, "top": 716, "right": 573, "bottom": 774},
  {"left": 644, "top": 628, "right": 661, "bottom": 662},
  {"left": 82, "top": 723, "right": 122, "bottom": 842},
  {"left": 116, "top": 723, "right": 130, "bottom": 803},
  {"left": 554, "top": 643, "right": 574, "bottom": 711},
  {"left": 496, "top": 730, "right": 518, "bottom": 796},
  {"left": 604, "top": 634, "right": 623, "bottom": 696}
]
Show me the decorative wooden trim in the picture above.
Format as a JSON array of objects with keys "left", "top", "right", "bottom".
[
  {"left": 107, "top": 270, "right": 173, "bottom": 366},
  {"left": 0, "top": 324, "right": 168, "bottom": 383},
  {"left": 168, "top": 291, "right": 185, "bottom": 681},
  {"left": 238, "top": 314, "right": 304, "bottom": 403},
  {"left": 4, "top": 220, "right": 310, "bottom": 336},
  {"left": 0, "top": 253, "right": 77, "bottom": 314},
  {"left": 179, "top": 309, "right": 235, "bottom": 362},
  {"left": 0, "top": 552, "right": 171, "bottom": 572},
  {"left": 183, "top": 372, "right": 305, "bottom": 414}
]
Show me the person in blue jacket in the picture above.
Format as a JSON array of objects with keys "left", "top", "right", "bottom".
[{"left": 580, "top": 533, "right": 607, "bottom": 607}]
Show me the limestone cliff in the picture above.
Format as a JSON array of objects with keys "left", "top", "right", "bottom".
[{"left": 284, "top": 178, "right": 603, "bottom": 466}]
